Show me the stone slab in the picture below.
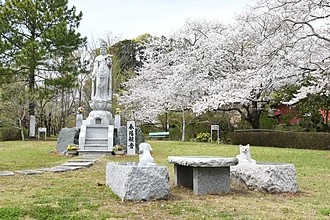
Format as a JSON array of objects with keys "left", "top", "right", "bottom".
[
  {"left": 0, "top": 171, "right": 15, "bottom": 176},
  {"left": 106, "top": 162, "right": 170, "bottom": 201},
  {"left": 69, "top": 159, "right": 98, "bottom": 163},
  {"left": 168, "top": 156, "right": 238, "bottom": 167},
  {"left": 16, "top": 170, "right": 43, "bottom": 175},
  {"left": 62, "top": 161, "right": 94, "bottom": 167},
  {"left": 57, "top": 166, "right": 83, "bottom": 171},
  {"left": 38, "top": 166, "right": 72, "bottom": 173},
  {"left": 230, "top": 162, "right": 298, "bottom": 193}
]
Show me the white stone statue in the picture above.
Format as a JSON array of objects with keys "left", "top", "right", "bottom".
[
  {"left": 236, "top": 144, "right": 256, "bottom": 165},
  {"left": 91, "top": 42, "right": 112, "bottom": 101},
  {"left": 138, "top": 142, "right": 156, "bottom": 166}
]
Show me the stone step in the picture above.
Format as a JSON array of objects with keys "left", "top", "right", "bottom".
[
  {"left": 78, "top": 150, "right": 112, "bottom": 156},
  {"left": 69, "top": 159, "right": 98, "bottom": 163},
  {"left": 77, "top": 151, "right": 109, "bottom": 157},
  {"left": 84, "top": 143, "right": 108, "bottom": 147},
  {"left": 38, "top": 166, "right": 73, "bottom": 173},
  {"left": 85, "top": 138, "right": 108, "bottom": 141},
  {"left": 62, "top": 161, "right": 94, "bottom": 167},
  {"left": 85, "top": 141, "right": 108, "bottom": 145},
  {"left": 0, "top": 171, "right": 15, "bottom": 176},
  {"left": 85, "top": 138, "right": 108, "bottom": 145},
  {"left": 83, "top": 145, "right": 110, "bottom": 151},
  {"left": 16, "top": 170, "right": 43, "bottom": 175}
]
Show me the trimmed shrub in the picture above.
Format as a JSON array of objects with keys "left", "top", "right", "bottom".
[
  {"left": 0, "top": 127, "right": 25, "bottom": 141},
  {"left": 229, "top": 130, "right": 330, "bottom": 150},
  {"left": 259, "top": 115, "right": 278, "bottom": 129},
  {"left": 196, "top": 132, "right": 211, "bottom": 142}
]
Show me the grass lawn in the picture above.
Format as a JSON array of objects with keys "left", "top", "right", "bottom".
[
  {"left": 0, "top": 140, "right": 67, "bottom": 170},
  {"left": 0, "top": 140, "right": 329, "bottom": 220}
]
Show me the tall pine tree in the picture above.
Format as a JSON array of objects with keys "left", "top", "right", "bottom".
[{"left": 0, "top": 0, "right": 86, "bottom": 124}]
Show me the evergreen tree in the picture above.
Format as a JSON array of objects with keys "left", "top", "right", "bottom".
[{"left": 0, "top": 0, "right": 86, "bottom": 119}]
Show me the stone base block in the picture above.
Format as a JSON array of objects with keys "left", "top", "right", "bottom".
[
  {"left": 193, "top": 167, "right": 231, "bottom": 195},
  {"left": 230, "top": 162, "right": 298, "bottom": 193},
  {"left": 106, "top": 162, "right": 170, "bottom": 201}
]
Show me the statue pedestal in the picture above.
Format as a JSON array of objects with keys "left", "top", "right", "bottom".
[
  {"left": 79, "top": 124, "right": 114, "bottom": 153},
  {"left": 85, "top": 110, "right": 113, "bottom": 125},
  {"left": 79, "top": 109, "right": 114, "bottom": 153}
]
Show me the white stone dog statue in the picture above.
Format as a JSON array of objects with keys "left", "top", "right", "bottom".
[
  {"left": 236, "top": 144, "right": 256, "bottom": 165},
  {"left": 138, "top": 142, "right": 156, "bottom": 166}
]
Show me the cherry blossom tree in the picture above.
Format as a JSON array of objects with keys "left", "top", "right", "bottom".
[
  {"left": 120, "top": 20, "right": 220, "bottom": 140},
  {"left": 192, "top": 9, "right": 303, "bottom": 128},
  {"left": 259, "top": 0, "right": 330, "bottom": 105},
  {"left": 120, "top": 16, "right": 299, "bottom": 131},
  {"left": 120, "top": 0, "right": 330, "bottom": 133}
]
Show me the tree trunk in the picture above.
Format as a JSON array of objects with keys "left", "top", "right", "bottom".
[
  {"left": 60, "top": 90, "right": 65, "bottom": 128},
  {"left": 248, "top": 101, "right": 260, "bottom": 129},
  {"left": 181, "top": 107, "right": 186, "bottom": 142},
  {"left": 164, "top": 111, "right": 168, "bottom": 132},
  {"left": 47, "top": 112, "right": 51, "bottom": 136},
  {"left": 28, "top": 68, "right": 35, "bottom": 115},
  {"left": 28, "top": 67, "right": 36, "bottom": 137},
  {"left": 18, "top": 117, "right": 25, "bottom": 141},
  {"left": 326, "top": 110, "right": 329, "bottom": 125}
]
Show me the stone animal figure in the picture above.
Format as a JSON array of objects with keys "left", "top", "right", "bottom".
[
  {"left": 138, "top": 142, "right": 156, "bottom": 166},
  {"left": 236, "top": 144, "right": 256, "bottom": 164}
]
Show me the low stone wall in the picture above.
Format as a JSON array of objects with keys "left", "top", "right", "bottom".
[
  {"left": 230, "top": 162, "right": 298, "bottom": 193},
  {"left": 106, "top": 162, "right": 170, "bottom": 201}
]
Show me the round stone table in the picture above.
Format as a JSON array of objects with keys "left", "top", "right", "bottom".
[{"left": 168, "top": 156, "right": 238, "bottom": 195}]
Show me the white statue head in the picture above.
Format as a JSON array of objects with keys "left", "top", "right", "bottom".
[{"left": 100, "top": 42, "right": 107, "bottom": 55}]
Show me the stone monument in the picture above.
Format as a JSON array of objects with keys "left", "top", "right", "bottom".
[{"left": 79, "top": 42, "right": 114, "bottom": 153}]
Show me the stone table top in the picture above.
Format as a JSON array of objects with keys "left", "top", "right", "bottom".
[{"left": 168, "top": 156, "right": 238, "bottom": 167}]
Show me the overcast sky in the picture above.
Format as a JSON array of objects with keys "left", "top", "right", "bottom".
[{"left": 69, "top": 0, "right": 253, "bottom": 41}]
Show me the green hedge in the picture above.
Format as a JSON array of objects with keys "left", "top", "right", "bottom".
[
  {"left": 229, "top": 130, "right": 330, "bottom": 150},
  {"left": 0, "top": 127, "right": 26, "bottom": 141}
]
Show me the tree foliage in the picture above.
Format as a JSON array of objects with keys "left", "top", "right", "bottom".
[
  {"left": 119, "top": 1, "right": 330, "bottom": 131},
  {"left": 259, "top": 0, "right": 330, "bottom": 105},
  {"left": 0, "top": 0, "right": 86, "bottom": 117}
]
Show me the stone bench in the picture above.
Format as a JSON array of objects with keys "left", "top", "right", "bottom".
[
  {"left": 148, "top": 131, "right": 169, "bottom": 139},
  {"left": 168, "top": 156, "right": 238, "bottom": 195}
]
